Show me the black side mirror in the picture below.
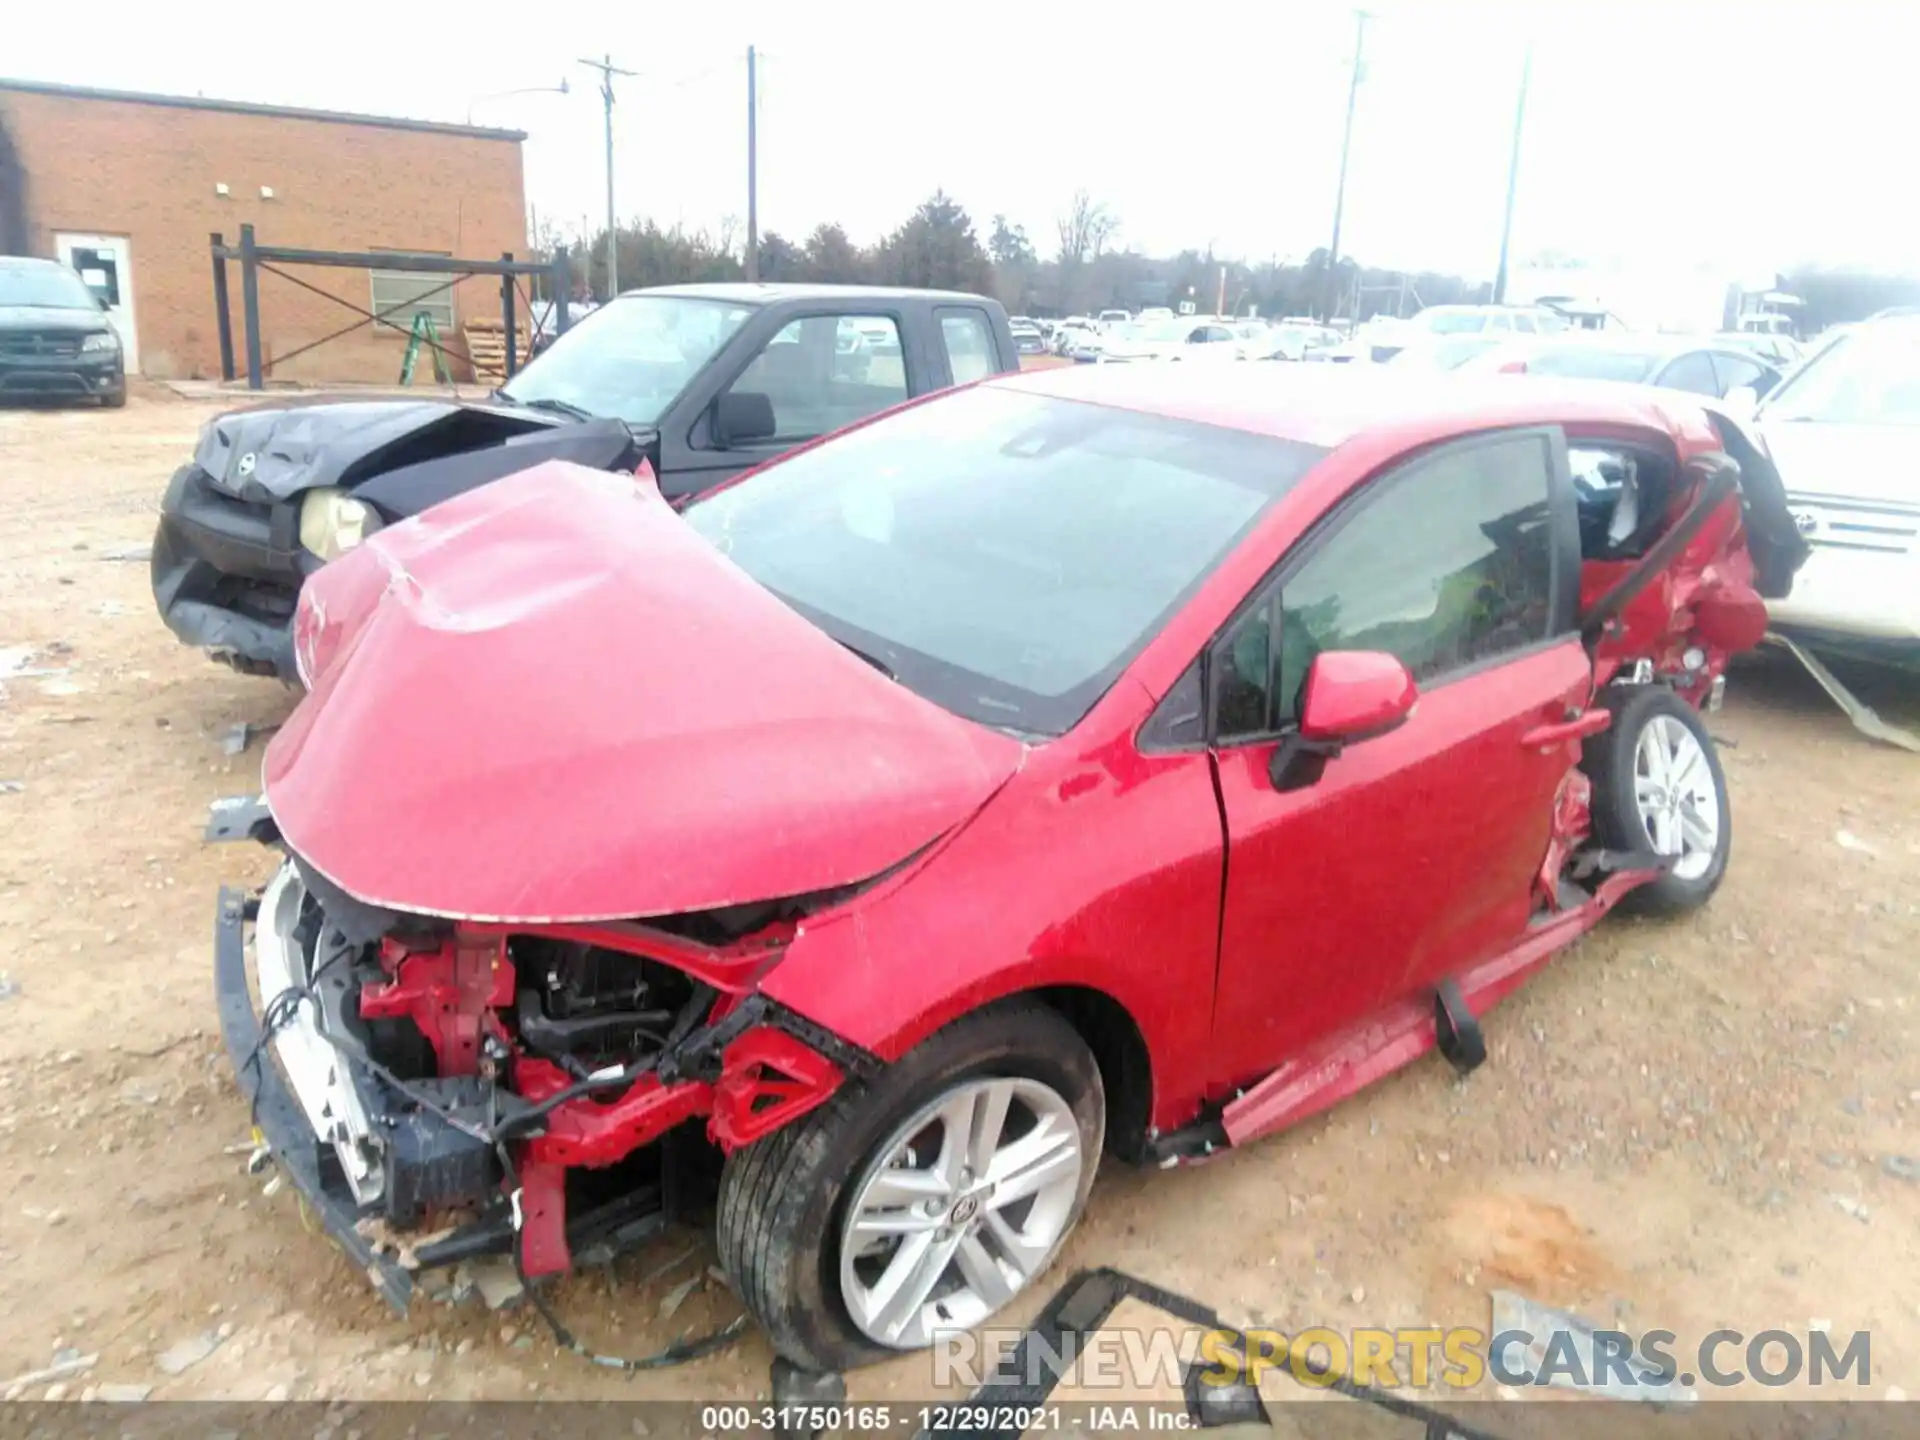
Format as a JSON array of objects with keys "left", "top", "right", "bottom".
[{"left": 712, "top": 391, "right": 777, "bottom": 449}]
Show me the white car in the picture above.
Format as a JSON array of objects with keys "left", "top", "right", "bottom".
[
  {"left": 1094, "top": 317, "right": 1249, "bottom": 363},
  {"left": 1752, "top": 314, "right": 1920, "bottom": 657}
]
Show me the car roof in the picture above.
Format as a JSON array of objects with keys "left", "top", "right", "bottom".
[
  {"left": 0, "top": 256, "right": 71, "bottom": 273},
  {"left": 993, "top": 361, "right": 1710, "bottom": 450},
  {"left": 622, "top": 282, "right": 999, "bottom": 304}
]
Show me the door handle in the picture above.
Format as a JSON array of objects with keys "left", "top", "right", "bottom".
[{"left": 1521, "top": 709, "right": 1612, "bottom": 748}]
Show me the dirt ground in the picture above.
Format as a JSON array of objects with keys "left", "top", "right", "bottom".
[{"left": 1, "top": 392, "right": 1917, "bottom": 1409}]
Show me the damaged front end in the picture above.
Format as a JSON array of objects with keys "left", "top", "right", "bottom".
[{"left": 213, "top": 805, "right": 870, "bottom": 1309}]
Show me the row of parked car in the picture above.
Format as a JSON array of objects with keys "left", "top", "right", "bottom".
[{"left": 1008, "top": 299, "right": 1914, "bottom": 662}]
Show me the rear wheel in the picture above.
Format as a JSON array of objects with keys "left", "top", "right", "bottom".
[
  {"left": 716, "top": 1001, "right": 1103, "bottom": 1371},
  {"left": 1585, "top": 686, "right": 1731, "bottom": 916}
]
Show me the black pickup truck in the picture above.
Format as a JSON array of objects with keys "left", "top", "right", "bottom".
[{"left": 152, "top": 283, "right": 1021, "bottom": 681}]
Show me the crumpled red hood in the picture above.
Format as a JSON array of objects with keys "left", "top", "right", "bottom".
[{"left": 265, "top": 461, "right": 1024, "bottom": 923}]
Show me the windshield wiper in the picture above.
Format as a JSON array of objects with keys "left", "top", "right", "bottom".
[
  {"left": 833, "top": 637, "right": 896, "bottom": 680},
  {"left": 508, "top": 394, "right": 596, "bottom": 422}
]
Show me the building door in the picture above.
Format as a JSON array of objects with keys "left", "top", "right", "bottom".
[{"left": 54, "top": 234, "right": 138, "bottom": 371}]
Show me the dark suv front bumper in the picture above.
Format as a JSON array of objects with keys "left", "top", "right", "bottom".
[
  {"left": 152, "top": 464, "right": 307, "bottom": 678},
  {"left": 0, "top": 346, "right": 125, "bottom": 401}
]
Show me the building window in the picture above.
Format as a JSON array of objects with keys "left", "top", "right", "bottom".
[{"left": 369, "top": 249, "right": 456, "bottom": 335}]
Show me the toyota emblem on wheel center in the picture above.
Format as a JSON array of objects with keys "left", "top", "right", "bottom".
[{"left": 237, "top": 452, "right": 257, "bottom": 478}]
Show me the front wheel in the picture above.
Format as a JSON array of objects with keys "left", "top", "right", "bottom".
[
  {"left": 716, "top": 1001, "right": 1104, "bottom": 1371},
  {"left": 1585, "top": 685, "right": 1731, "bottom": 916}
]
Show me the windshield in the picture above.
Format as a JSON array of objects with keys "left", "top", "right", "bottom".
[
  {"left": 0, "top": 264, "right": 101, "bottom": 311},
  {"left": 684, "top": 386, "right": 1326, "bottom": 736},
  {"left": 1417, "top": 309, "right": 1488, "bottom": 335},
  {"left": 1761, "top": 326, "right": 1920, "bottom": 425},
  {"left": 500, "top": 295, "right": 757, "bottom": 426},
  {"left": 1521, "top": 347, "right": 1660, "bottom": 383}
]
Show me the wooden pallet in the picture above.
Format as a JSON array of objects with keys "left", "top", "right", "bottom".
[{"left": 463, "top": 317, "right": 532, "bottom": 385}]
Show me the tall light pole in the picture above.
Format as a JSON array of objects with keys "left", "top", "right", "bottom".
[
  {"left": 745, "top": 46, "right": 760, "bottom": 281},
  {"left": 1492, "top": 41, "right": 1534, "bottom": 305},
  {"left": 578, "top": 54, "right": 636, "bottom": 298},
  {"left": 1326, "top": 9, "right": 1370, "bottom": 319},
  {"left": 464, "top": 80, "right": 568, "bottom": 126}
]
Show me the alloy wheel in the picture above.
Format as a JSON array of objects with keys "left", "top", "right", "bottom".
[
  {"left": 838, "top": 1076, "right": 1085, "bottom": 1349},
  {"left": 1632, "top": 713, "right": 1721, "bottom": 881}
]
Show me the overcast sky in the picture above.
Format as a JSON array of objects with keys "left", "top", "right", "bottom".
[{"left": 10, "top": 0, "right": 1916, "bottom": 281}]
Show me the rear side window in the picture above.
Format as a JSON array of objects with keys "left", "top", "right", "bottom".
[
  {"left": 1213, "top": 432, "right": 1558, "bottom": 739},
  {"left": 938, "top": 307, "right": 999, "bottom": 384}
]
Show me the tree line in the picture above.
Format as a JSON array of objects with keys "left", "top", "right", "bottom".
[{"left": 538, "top": 189, "right": 1920, "bottom": 329}]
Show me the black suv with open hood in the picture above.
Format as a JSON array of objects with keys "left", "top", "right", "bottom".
[{"left": 152, "top": 283, "right": 1018, "bottom": 680}]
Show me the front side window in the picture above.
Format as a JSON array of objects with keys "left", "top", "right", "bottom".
[
  {"left": 1213, "top": 432, "right": 1558, "bottom": 741},
  {"left": 501, "top": 295, "right": 757, "bottom": 425},
  {"left": 685, "top": 385, "right": 1326, "bottom": 736},
  {"left": 723, "top": 313, "right": 909, "bottom": 441}
]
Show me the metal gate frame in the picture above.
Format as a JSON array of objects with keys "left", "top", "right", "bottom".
[{"left": 209, "top": 223, "right": 574, "bottom": 389}]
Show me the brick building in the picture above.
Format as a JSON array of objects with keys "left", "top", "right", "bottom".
[{"left": 0, "top": 79, "right": 527, "bottom": 382}]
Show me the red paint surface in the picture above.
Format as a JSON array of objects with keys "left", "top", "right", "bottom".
[{"left": 268, "top": 462, "right": 1022, "bottom": 923}]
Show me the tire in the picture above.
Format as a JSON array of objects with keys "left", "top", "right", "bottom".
[
  {"left": 102, "top": 388, "right": 127, "bottom": 409},
  {"left": 716, "top": 1000, "right": 1104, "bottom": 1372},
  {"left": 1584, "top": 685, "right": 1731, "bottom": 916}
]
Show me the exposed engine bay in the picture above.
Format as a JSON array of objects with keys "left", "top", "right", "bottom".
[{"left": 218, "top": 818, "right": 871, "bottom": 1306}]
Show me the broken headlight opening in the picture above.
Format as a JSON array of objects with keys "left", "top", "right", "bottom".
[
  {"left": 298, "top": 487, "right": 383, "bottom": 561},
  {"left": 220, "top": 843, "right": 873, "bottom": 1372}
]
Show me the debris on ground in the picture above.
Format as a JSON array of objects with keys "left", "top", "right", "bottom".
[
  {"left": 1765, "top": 633, "right": 1920, "bottom": 752},
  {"left": 1830, "top": 1194, "right": 1872, "bottom": 1222},
  {"left": 0, "top": 1352, "right": 97, "bottom": 1394},
  {"left": 450, "top": 1255, "right": 524, "bottom": 1311},
  {"left": 0, "top": 974, "right": 17, "bottom": 1001},
  {"left": 93, "top": 1383, "right": 153, "bottom": 1403},
  {"left": 97, "top": 545, "right": 152, "bottom": 562},
  {"left": 1490, "top": 1290, "right": 1696, "bottom": 1403},
  {"left": 154, "top": 1330, "right": 223, "bottom": 1376},
  {"left": 0, "top": 780, "right": 23, "bottom": 794},
  {"left": 1882, "top": 1156, "right": 1920, "bottom": 1182},
  {"left": 658, "top": 1275, "right": 700, "bottom": 1323},
  {"left": 223, "top": 720, "right": 282, "bottom": 757},
  {"left": 1835, "top": 830, "right": 1880, "bottom": 857}
]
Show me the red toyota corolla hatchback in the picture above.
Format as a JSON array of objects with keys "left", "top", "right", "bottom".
[{"left": 214, "top": 364, "right": 1805, "bottom": 1370}]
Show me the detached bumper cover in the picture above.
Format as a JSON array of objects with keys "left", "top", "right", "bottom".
[{"left": 213, "top": 886, "right": 414, "bottom": 1311}]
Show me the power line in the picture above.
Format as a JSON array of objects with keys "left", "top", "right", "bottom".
[
  {"left": 1326, "top": 9, "right": 1371, "bottom": 320},
  {"left": 578, "top": 53, "right": 637, "bottom": 297}
]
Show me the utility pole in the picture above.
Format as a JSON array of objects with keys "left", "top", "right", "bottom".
[
  {"left": 1327, "top": 9, "right": 1369, "bottom": 320},
  {"left": 1492, "top": 41, "right": 1534, "bottom": 305},
  {"left": 578, "top": 53, "right": 636, "bottom": 299},
  {"left": 745, "top": 46, "right": 760, "bottom": 281}
]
